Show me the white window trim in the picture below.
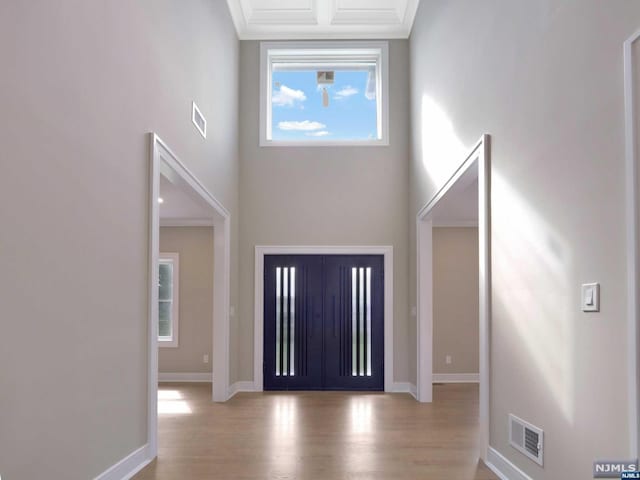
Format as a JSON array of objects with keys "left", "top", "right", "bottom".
[
  {"left": 159, "top": 252, "right": 179, "bottom": 348},
  {"left": 259, "top": 41, "right": 390, "bottom": 147}
]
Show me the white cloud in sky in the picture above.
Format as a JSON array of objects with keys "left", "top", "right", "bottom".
[
  {"left": 306, "top": 131, "right": 330, "bottom": 137},
  {"left": 278, "top": 120, "right": 327, "bottom": 131},
  {"left": 272, "top": 85, "right": 306, "bottom": 107},
  {"left": 334, "top": 86, "right": 359, "bottom": 99}
]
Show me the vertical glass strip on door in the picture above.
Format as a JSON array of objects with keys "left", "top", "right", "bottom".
[
  {"left": 275, "top": 266, "right": 296, "bottom": 377},
  {"left": 351, "top": 267, "right": 372, "bottom": 377},
  {"left": 290, "top": 268, "right": 295, "bottom": 376},
  {"left": 352, "top": 268, "right": 358, "bottom": 376},
  {"left": 366, "top": 267, "right": 372, "bottom": 376}
]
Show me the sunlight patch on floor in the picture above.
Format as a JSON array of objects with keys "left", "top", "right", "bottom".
[{"left": 158, "top": 389, "right": 192, "bottom": 414}]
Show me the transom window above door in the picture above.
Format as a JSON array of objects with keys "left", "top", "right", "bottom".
[{"left": 260, "top": 41, "right": 389, "bottom": 146}]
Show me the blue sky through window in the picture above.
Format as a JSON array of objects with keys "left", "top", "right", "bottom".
[{"left": 271, "top": 70, "right": 378, "bottom": 141}]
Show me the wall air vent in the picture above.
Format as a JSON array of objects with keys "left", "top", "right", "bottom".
[
  {"left": 509, "top": 414, "right": 544, "bottom": 466},
  {"left": 192, "top": 101, "right": 206, "bottom": 139}
]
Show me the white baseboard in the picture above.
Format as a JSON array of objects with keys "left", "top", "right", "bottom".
[
  {"left": 158, "top": 372, "right": 212, "bottom": 382},
  {"left": 94, "top": 444, "right": 152, "bottom": 480},
  {"left": 391, "top": 382, "right": 417, "bottom": 395},
  {"left": 485, "top": 447, "right": 532, "bottom": 480},
  {"left": 228, "top": 381, "right": 256, "bottom": 398},
  {"left": 409, "top": 382, "right": 417, "bottom": 399},
  {"left": 433, "top": 373, "right": 479, "bottom": 383}
]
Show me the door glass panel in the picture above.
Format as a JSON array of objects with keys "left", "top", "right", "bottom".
[
  {"left": 359, "top": 267, "right": 365, "bottom": 376},
  {"left": 290, "top": 267, "right": 295, "bottom": 376},
  {"left": 275, "top": 266, "right": 296, "bottom": 377},
  {"left": 283, "top": 267, "right": 289, "bottom": 376},
  {"left": 351, "top": 266, "right": 372, "bottom": 377},
  {"left": 276, "top": 267, "right": 281, "bottom": 376},
  {"left": 352, "top": 267, "right": 358, "bottom": 376},
  {"left": 366, "top": 267, "right": 372, "bottom": 376}
]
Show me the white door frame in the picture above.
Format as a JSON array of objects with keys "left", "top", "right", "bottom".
[
  {"left": 148, "top": 133, "right": 231, "bottom": 458},
  {"left": 624, "top": 29, "right": 640, "bottom": 458},
  {"left": 253, "top": 245, "right": 394, "bottom": 392},
  {"left": 416, "top": 134, "right": 491, "bottom": 460}
]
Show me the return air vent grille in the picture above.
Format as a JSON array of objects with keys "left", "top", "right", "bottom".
[
  {"left": 509, "top": 414, "right": 544, "bottom": 466},
  {"left": 525, "top": 428, "right": 540, "bottom": 457}
]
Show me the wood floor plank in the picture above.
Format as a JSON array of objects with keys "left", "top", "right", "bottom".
[{"left": 134, "top": 383, "right": 498, "bottom": 480}]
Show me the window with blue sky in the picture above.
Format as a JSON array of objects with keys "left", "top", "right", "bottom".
[
  {"left": 271, "top": 69, "right": 378, "bottom": 141},
  {"left": 261, "top": 42, "right": 388, "bottom": 145}
]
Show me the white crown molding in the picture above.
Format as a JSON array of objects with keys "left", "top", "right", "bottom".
[
  {"left": 226, "top": 0, "right": 418, "bottom": 39},
  {"left": 236, "top": 25, "right": 411, "bottom": 40}
]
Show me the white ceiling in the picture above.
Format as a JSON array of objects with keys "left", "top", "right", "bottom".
[
  {"left": 160, "top": 175, "right": 213, "bottom": 226},
  {"left": 226, "top": 0, "right": 420, "bottom": 40}
]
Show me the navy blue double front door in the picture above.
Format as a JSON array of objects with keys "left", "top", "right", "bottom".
[{"left": 264, "top": 255, "right": 384, "bottom": 391}]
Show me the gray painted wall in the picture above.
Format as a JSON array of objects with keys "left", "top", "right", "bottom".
[
  {"left": 0, "top": 1, "right": 239, "bottom": 478},
  {"left": 238, "top": 40, "right": 411, "bottom": 383},
  {"left": 409, "top": 1, "right": 640, "bottom": 478},
  {"left": 433, "top": 227, "right": 479, "bottom": 375},
  {"left": 159, "top": 227, "right": 213, "bottom": 374}
]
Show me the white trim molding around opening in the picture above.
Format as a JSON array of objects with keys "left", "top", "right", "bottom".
[
  {"left": 624, "top": 28, "right": 640, "bottom": 459},
  {"left": 148, "top": 133, "right": 232, "bottom": 461},
  {"left": 253, "top": 245, "right": 394, "bottom": 392},
  {"left": 415, "top": 134, "right": 491, "bottom": 461}
]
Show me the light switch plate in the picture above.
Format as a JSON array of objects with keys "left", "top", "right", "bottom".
[{"left": 581, "top": 283, "right": 600, "bottom": 312}]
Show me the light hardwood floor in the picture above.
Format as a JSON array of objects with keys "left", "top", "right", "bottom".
[{"left": 134, "top": 383, "right": 498, "bottom": 480}]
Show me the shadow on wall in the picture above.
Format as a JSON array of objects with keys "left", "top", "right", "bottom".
[
  {"left": 418, "top": 93, "right": 575, "bottom": 424},
  {"left": 492, "top": 170, "right": 574, "bottom": 424}
]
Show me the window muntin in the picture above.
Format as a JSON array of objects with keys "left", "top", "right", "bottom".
[
  {"left": 159, "top": 253, "right": 179, "bottom": 347},
  {"left": 260, "top": 42, "right": 389, "bottom": 146}
]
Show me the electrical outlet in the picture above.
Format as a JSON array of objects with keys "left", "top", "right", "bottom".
[
  {"left": 203, "top": 354, "right": 209, "bottom": 364},
  {"left": 445, "top": 355, "right": 452, "bottom": 365}
]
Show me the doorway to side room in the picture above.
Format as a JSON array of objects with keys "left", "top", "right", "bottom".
[
  {"left": 147, "top": 134, "right": 231, "bottom": 460},
  {"left": 416, "top": 135, "right": 491, "bottom": 460}
]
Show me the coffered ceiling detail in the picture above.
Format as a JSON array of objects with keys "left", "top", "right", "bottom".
[{"left": 226, "top": 0, "right": 420, "bottom": 39}]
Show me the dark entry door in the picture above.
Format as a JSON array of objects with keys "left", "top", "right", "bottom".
[{"left": 264, "top": 254, "right": 384, "bottom": 391}]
